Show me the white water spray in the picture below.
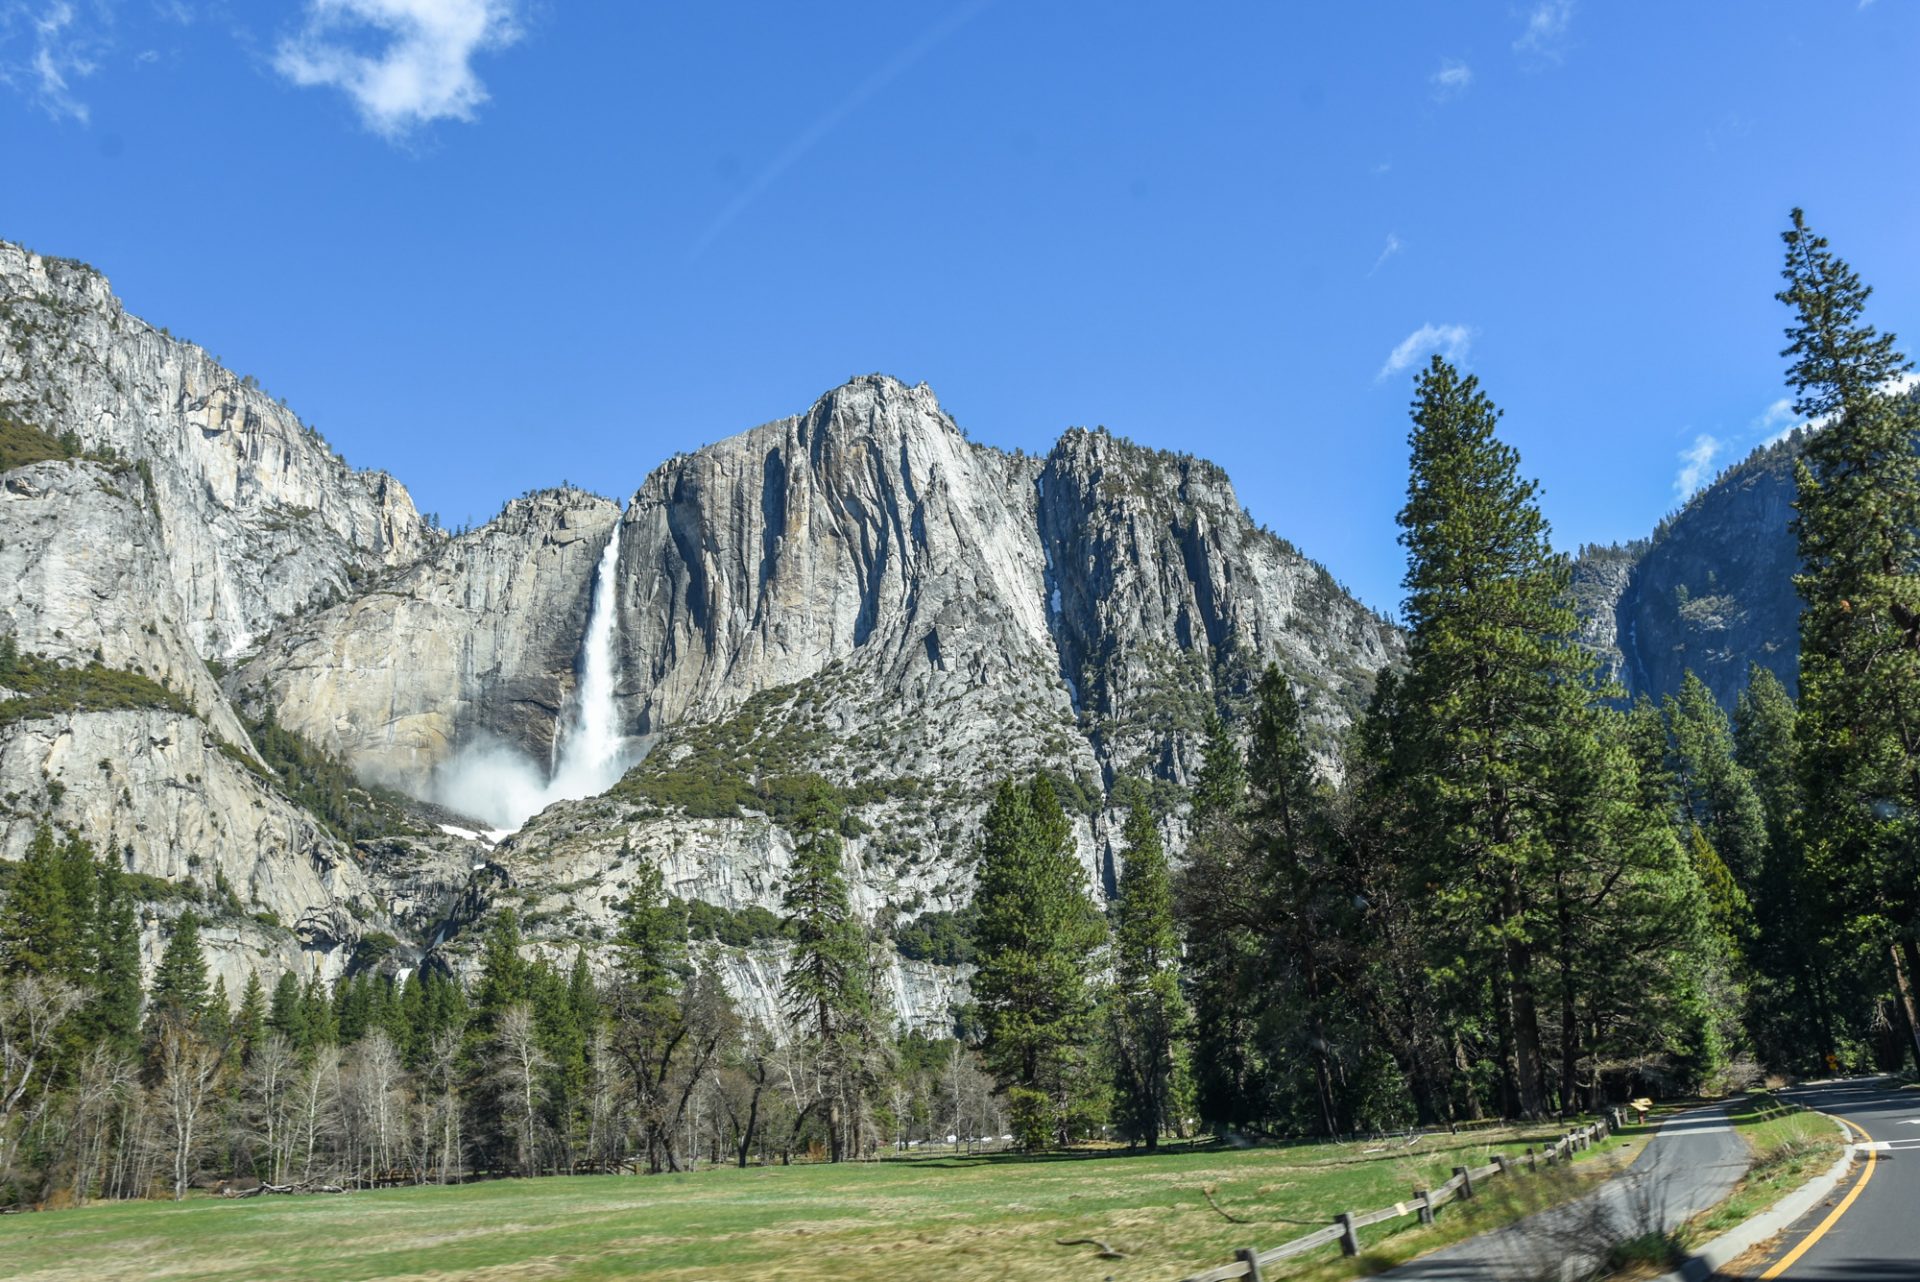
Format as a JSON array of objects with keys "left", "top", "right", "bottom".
[{"left": 428, "top": 527, "right": 633, "bottom": 834}]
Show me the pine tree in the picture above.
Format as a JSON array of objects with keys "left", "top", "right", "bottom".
[
  {"left": 780, "top": 786, "right": 871, "bottom": 1162},
  {"left": 1392, "top": 356, "right": 1592, "bottom": 1119},
  {"left": 268, "top": 970, "right": 306, "bottom": 1049},
  {"left": 147, "top": 910, "right": 210, "bottom": 1031},
  {"left": 550, "top": 948, "right": 597, "bottom": 1151},
  {"left": 1108, "top": 796, "right": 1187, "bottom": 1148},
  {"left": 336, "top": 973, "right": 371, "bottom": 1044},
  {"left": 234, "top": 972, "right": 267, "bottom": 1065},
  {"left": 203, "top": 974, "right": 234, "bottom": 1052},
  {"left": 0, "top": 825, "right": 75, "bottom": 979},
  {"left": 301, "top": 971, "right": 337, "bottom": 1047},
  {"left": 55, "top": 833, "right": 98, "bottom": 975},
  {"left": 614, "top": 861, "right": 684, "bottom": 1020},
  {"left": 1778, "top": 208, "right": 1920, "bottom": 1065},
  {"left": 607, "top": 858, "right": 689, "bottom": 1173},
  {"left": 1248, "top": 666, "right": 1359, "bottom": 1133},
  {"left": 1574, "top": 708, "right": 1728, "bottom": 1094},
  {"left": 1192, "top": 712, "right": 1247, "bottom": 818},
  {"left": 82, "top": 854, "right": 144, "bottom": 1055},
  {"left": 473, "top": 909, "right": 531, "bottom": 1033},
  {"left": 1178, "top": 716, "right": 1262, "bottom": 1131},
  {"left": 1734, "top": 667, "right": 1830, "bottom": 1067},
  {"left": 970, "top": 776, "right": 1107, "bottom": 1148},
  {"left": 1665, "top": 672, "right": 1768, "bottom": 892}
]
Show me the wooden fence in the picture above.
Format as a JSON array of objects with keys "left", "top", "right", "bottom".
[{"left": 1177, "top": 1113, "right": 1622, "bottom": 1282}]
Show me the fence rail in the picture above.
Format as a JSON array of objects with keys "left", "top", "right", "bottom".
[{"left": 1177, "top": 1112, "right": 1623, "bottom": 1282}]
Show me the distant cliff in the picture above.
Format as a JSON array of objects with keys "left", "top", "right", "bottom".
[{"left": 1573, "top": 433, "right": 1806, "bottom": 709}]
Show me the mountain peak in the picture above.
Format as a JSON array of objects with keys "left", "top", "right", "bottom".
[{"left": 802, "top": 373, "right": 961, "bottom": 441}]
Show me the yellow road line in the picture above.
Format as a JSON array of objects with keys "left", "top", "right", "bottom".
[{"left": 1759, "top": 1115, "right": 1876, "bottom": 1279}]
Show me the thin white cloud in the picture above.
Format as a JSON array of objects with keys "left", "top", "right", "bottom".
[
  {"left": 275, "top": 0, "right": 523, "bottom": 139},
  {"left": 1754, "top": 398, "right": 1799, "bottom": 445},
  {"left": 0, "top": 1, "right": 102, "bottom": 122},
  {"left": 1377, "top": 323, "right": 1473, "bottom": 382},
  {"left": 691, "top": 0, "right": 994, "bottom": 259},
  {"left": 1758, "top": 372, "right": 1920, "bottom": 446},
  {"left": 1429, "top": 58, "right": 1472, "bottom": 100},
  {"left": 1675, "top": 433, "right": 1724, "bottom": 499},
  {"left": 1514, "top": 0, "right": 1575, "bottom": 62},
  {"left": 1368, "top": 232, "right": 1404, "bottom": 277}
]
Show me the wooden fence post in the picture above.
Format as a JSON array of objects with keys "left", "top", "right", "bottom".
[
  {"left": 1336, "top": 1212, "right": 1360, "bottom": 1257},
  {"left": 1235, "top": 1246, "right": 1265, "bottom": 1281},
  {"left": 1494, "top": 1154, "right": 1512, "bottom": 1179},
  {"left": 1525, "top": 1146, "right": 1536, "bottom": 1171},
  {"left": 1454, "top": 1165, "right": 1474, "bottom": 1198},
  {"left": 1415, "top": 1189, "right": 1435, "bottom": 1225}
]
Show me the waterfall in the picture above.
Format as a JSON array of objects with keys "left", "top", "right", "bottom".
[
  {"left": 427, "top": 524, "right": 632, "bottom": 836},
  {"left": 547, "top": 529, "right": 630, "bottom": 802}
]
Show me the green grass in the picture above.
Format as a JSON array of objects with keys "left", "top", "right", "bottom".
[
  {"left": 1684, "top": 1095, "right": 1846, "bottom": 1245},
  {"left": 0, "top": 1124, "right": 1636, "bottom": 1282}
]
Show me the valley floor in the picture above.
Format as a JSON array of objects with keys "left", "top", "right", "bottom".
[{"left": 0, "top": 1123, "right": 1640, "bottom": 1282}]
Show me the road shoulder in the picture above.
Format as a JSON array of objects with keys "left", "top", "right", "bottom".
[{"left": 1647, "top": 1115, "right": 1857, "bottom": 1282}]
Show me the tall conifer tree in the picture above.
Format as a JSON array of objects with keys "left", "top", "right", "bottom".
[
  {"left": 1778, "top": 208, "right": 1920, "bottom": 1063},
  {"left": 1392, "top": 356, "right": 1591, "bottom": 1119},
  {"left": 1108, "top": 797, "right": 1187, "bottom": 1148},
  {"left": 0, "top": 825, "right": 73, "bottom": 979},
  {"left": 780, "top": 787, "right": 871, "bottom": 1162},
  {"left": 147, "top": 911, "right": 209, "bottom": 1030},
  {"left": 971, "top": 776, "right": 1106, "bottom": 1148}
]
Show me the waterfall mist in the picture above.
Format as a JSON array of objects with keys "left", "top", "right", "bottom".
[{"left": 428, "top": 530, "right": 635, "bottom": 835}]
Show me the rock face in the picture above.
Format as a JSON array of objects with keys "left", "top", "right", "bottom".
[
  {"left": 0, "top": 459, "right": 245, "bottom": 745},
  {"left": 1038, "top": 426, "right": 1399, "bottom": 780},
  {"left": 0, "top": 244, "right": 434, "bottom": 659},
  {"left": 263, "top": 375, "right": 1399, "bottom": 796},
  {"left": 1, "top": 236, "right": 1403, "bottom": 1028},
  {"left": 403, "top": 376, "right": 1401, "bottom": 1013},
  {"left": 238, "top": 489, "right": 621, "bottom": 780},
  {"left": 1573, "top": 434, "right": 1805, "bottom": 709},
  {"left": 0, "top": 706, "right": 381, "bottom": 966}
]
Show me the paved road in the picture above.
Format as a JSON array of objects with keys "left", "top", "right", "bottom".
[
  {"left": 1385, "top": 1108, "right": 1750, "bottom": 1281},
  {"left": 1743, "top": 1077, "right": 1920, "bottom": 1280}
]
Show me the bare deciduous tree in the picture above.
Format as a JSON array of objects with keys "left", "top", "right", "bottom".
[
  {"left": 0, "top": 976, "right": 83, "bottom": 1188},
  {"left": 155, "top": 1026, "right": 223, "bottom": 1200},
  {"left": 495, "top": 1004, "right": 552, "bottom": 1177}
]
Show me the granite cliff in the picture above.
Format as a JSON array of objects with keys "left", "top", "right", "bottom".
[
  {"left": 1573, "top": 433, "right": 1805, "bottom": 709},
  {"left": 0, "top": 239, "right": 1397, "bottom": 1030}
]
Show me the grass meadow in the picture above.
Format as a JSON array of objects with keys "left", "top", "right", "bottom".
[{"left": 0, "top": 1121, "right": 1648, "bottom": 1282}]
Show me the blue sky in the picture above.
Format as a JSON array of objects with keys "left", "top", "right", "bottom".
[{"left": 3, "top": 1, "right": 1916, "bottom": 616}]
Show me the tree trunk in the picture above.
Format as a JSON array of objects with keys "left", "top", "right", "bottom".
[
  {"left": 1557, "top": 888, "right": 1580, "bottom": 1112},
  {"left": 737, "top": 1078, "right": 763, "bottom": 1169},
  {"left": 1301, "top": 939, "right": 1339, "bottom": 1137},
  {"left": 1892, "top": 939, "right": 1920, "bottom": 1073},
  {"left": 1504, "top": 883, "right": 1547, "bottom": 1119}
]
